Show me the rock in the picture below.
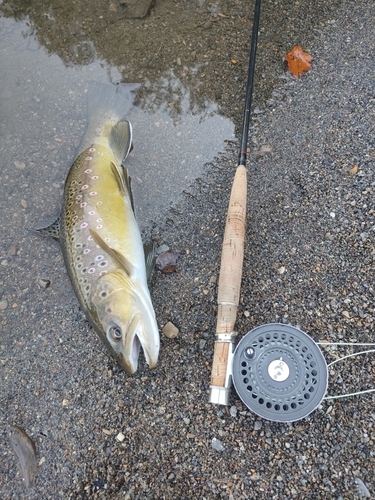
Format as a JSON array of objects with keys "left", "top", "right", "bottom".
[
  {"left": 162, "top": 321, "right": 179, "bottom": 338},
  {"left": 116, "top": 432, "right": 125, "bottom": 442},
  {"left": 211, "top": 437, "right": 224, "bottom": 452},
  {"left": 199, "top": 339, "right": 206, "bottom": 350},
  {"left": 119, "top": 0, "right": 154, "bottom": 19},
  {"left": 254, "top": 420, "right": 262, "bottom": 431},
  {"left": 14, "top": 160, "right": 26, "bottom": 170},
  {"left": 7, "top": 425, "right": 37, "bottom": 487},
  {"left": 230, "top": 406, "right": 238, "bottom": 417},
  {"left": 156, "top": 244, "right": 170, "bottom": 254},
  {"left": 0, "top": 299, "right": 8, "bottom": 310},
  {"left": 156, "top": 250, "right": 179, "bottom": 273},
  {"left": 38, "top": 278, "right": 51, "bottom": 289},
  {"left": 354, "top": 477, "right": 371, "bottom": 498}
]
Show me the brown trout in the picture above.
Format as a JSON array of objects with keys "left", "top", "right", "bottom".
[{"left": 42, "top": 82, "right": 159, "bottom": 374}]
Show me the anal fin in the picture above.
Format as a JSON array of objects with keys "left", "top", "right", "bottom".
[{"left": 144, "top": 242, "right": 157, "bottom": 282}]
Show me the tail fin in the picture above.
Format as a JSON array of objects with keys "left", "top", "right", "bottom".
[{"left": 77, "top": 81, "right": 140, "bottom": 155}]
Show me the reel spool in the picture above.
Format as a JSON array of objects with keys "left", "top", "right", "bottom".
[{"left": 232, "top": 323, "right": 328, "bottom": 422}]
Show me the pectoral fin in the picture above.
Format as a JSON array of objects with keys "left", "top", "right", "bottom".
[{"left": 89, "top": 229, "right": 136, "bottom": 277}]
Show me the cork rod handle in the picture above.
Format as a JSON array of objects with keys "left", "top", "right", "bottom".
[{"left": 209, "top": 166, "right": 247, "bottom": 396}]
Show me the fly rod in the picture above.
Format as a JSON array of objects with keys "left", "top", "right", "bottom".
[
  {"left": 209, "top": 0, "right": 262, "bottom": 406},
  {"left": 209, "top": 0, "right": 375, "bottom": 421}
]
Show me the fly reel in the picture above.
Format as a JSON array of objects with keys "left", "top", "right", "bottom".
[{"left": 232, "top": 323, "right": 328, "bottom": 422}]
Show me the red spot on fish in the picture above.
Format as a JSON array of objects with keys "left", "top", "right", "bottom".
[
  {"left": 82, "top": 185, "right": 89, "bottom": 190},
  {"left": 80, "top": 202, "right": 87, "bottom": 208},
  {"left": 88, "top": 210, "right": 95, "bottom": 215},
  {"left": 97, "top": 225, "right": 103, "bottom": 229},
  {"left": 92, "top": 176, "right": 99, "bottom": 180},
  {"left": 76, "top": 195, "right": 82, "bottom": 200},
  {"left": 90, "top": 192, "right": 97, "bottom": 196},
  {"left": 88, "top": 267, "right": 96, "bottom": 274},
  {"left": 85, "top": 169, "right": 92, "bottom": 174},
  {"left": 86, "top": 157, "right": 92, "bottom": 161},
  {"left": 89, "top": 148, "right": 95, "bottom": 152},
  {"left": 84, "top": 248, "right": 91, "bottom": 254},
  {"left": 81, "top": 222, "right": 88, "bottom": 229}
]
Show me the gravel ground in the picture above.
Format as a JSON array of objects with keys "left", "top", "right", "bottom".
[{"left": 1, "top": 0, "right": 374, "bottom": 499}]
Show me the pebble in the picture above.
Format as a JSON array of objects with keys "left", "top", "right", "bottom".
[
  {"left": 0, "top": 299, "right": 8, "bottom": 310},
  {"left": 162, "top": 321, "right": 179, "bottom": 338},
  {"left": 211, "top": 437, "right": 224, "bottom": 452},
  {"left": 254, "top": 420, "right": 262, "bottom": 431},
  {"left": 14, "top": 160, "right": 25, "bottom": 170},
  {"left": 156, "top": 244, "right": 170, "bottom": 254},
  {"left": 116, "top": 432, "right": 125, "bottom": 442},
  {"left": 354, "top": 477, "right": 371, "bottom": 498},
  {"left": 230, "top": 406, "right": 237, "bottom": 417},
  {"left": 199, "top": 339, "right": 206, "bottom": 350},
  {"left": 38, "top": 278, "right": 51, "bottom": 289}
]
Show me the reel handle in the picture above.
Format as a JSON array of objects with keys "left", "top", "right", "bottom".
[{"left": 209, "top": 166, "right": 247, "bottom": 405}]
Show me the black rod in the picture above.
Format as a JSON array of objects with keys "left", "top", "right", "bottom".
[{"left": 238, "top": 0, "right": 262, "bottom": 167}]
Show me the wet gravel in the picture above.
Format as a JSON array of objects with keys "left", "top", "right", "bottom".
[{"left": 1, "top": 0, "right": 375, "bottom": 499}]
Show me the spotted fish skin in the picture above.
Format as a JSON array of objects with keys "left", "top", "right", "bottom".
[{"left": 59, "top": 82, "right": 159, "bottom": 374}]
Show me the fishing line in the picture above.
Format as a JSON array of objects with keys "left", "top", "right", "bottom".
[{"left": 318, "top": 341, "right": 375, "bottom": 400}]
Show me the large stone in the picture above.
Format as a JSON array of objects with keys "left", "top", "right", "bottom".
[{"left": 119, "top": 0, "right": 155, "bottom": 19}]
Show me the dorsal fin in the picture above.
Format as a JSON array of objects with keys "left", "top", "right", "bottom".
[
  {"left": 110, "top": 162, "right": 135, "bottom": 212},
  {"left": 89, "top": 229, "right": 136, "bottom": 276},
  {"left": 110, "top": 161, "right": 127, "bottom": 196}
]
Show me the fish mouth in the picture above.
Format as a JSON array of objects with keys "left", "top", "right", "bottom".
[{"left": 119, "top": 312, "right": 160, "bottom": 374}]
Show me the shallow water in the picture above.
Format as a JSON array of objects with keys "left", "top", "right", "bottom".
[{"left": 0, "top": 10, "right": 234, "bottom": 230}]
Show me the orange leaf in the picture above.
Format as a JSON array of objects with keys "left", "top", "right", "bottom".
[{"left": 285, "top": 45, "right": 312, "bottom": 79}]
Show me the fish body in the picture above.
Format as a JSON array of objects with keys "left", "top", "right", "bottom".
[{"left": 56, "top": 82, "right": 159, "bottom": 373}]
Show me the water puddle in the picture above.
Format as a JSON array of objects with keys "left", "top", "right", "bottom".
[{"left": 0, "top": 12, "right": 234, "bottom": 230}]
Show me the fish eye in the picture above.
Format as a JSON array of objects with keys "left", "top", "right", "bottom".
[{"left": 109, "top": 326, "right": 122, "bottom": 341}]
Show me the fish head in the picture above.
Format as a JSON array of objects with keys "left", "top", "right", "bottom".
[{"left": 90, "top": 271, "right": 160, "bottom": 374}]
